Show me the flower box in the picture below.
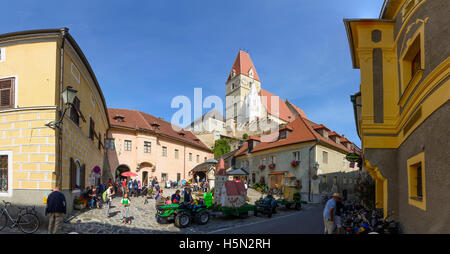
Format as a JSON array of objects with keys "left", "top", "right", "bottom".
[
  {"left": 291, "top": 160, "right": 300, "bottom": 167},
  {"left": 73, "top": 196, "right": 87, "bottom": 210},
  {"left": 258, "top": 165, "right": 266, "bottom": 170},
  {"left": 268, "top": 163, "right": 276, "bottom": 170}
]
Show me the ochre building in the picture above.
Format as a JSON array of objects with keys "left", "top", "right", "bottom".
[
  {"left": 0, "top": 28, "right": 110, "bottom": 221},
  {"left": 344, "top": 0, "right": 449, "bottom": 233},
  {"left": 107, "top": 108, "right": 213, "bottom": 186}
]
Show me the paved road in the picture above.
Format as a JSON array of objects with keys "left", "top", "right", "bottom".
[{"left": 207, "top": 203, "right": 324, "bottom": 234}]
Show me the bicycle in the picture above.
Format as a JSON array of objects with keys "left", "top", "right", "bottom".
[{"left": 0, "top": 200, "right": 40, "bottom": 234}]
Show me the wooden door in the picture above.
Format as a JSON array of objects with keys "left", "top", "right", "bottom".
[{"left": 270, "top": 174, "right": 283, "bottom": 189}]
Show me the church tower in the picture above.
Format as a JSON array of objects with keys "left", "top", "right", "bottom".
[{"left": 225, "top": 50, "right": 262, "bottom": 135}]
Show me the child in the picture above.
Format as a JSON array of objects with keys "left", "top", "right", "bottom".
[
  {"left": 165, "top": 196, "right": 171, "bottom": 205},
  {"left": 119, "top": 193, "right": 131, "bottom": 225}
]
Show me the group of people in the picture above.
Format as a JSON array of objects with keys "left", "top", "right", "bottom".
[
  {"left": 154, "top": 187, "right": 194, "bottom": 209},
  {"left": 44, "top": 176, "right": 205, "bottom": 234},
  {"left": 323, "top": 192, "right": 345, "bottom": 234}
]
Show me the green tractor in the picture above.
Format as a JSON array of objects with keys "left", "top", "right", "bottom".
[
  {"left": 156, "top": 203, "right": 211, "bottom": 228},
  {"left": 155, "top": 193, "right": 213, "bottom": 228}
]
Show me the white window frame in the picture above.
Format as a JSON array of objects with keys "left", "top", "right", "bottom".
[
  {"left": 71, "top": 62, "right": 80, "bottom": 83},
  {"left": 0, "top": 151, "right": 13, "bottom": 197},
  {"left": 0, "top": 48, "right": 5, "bottom": 62},
  {"left": 293, "top": 151, "right": 300, "bottom": 161}
]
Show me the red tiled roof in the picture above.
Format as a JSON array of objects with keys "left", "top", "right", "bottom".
[
  {"left": 108, "top": 108, "right": 211, "bottom": 152},
  {"left": 259, "top": 89, "right": 294, "bottom": 123},
  {"left": 313, "top": 124, "right": 331, "bottom": 131},
  {"left": 235, "top": 116, "right": 352, "bottom": 156},
  {"left": 245, "top": 136, "right": 261, "bottom": 141},
  {"left": 227, "top": 50, "right": 260, "bottom": 82},
  {"left": 286, "top": 100, "right": 308, "bottom": 119},
  {"left": 340, "top": 137, "right": 351, "bottom": 143},
  {"left": 234, "top": 142, "right": 248, "bottom": 157},
  {"left": 328, "top": 131, "right": 341, "bottom": 137}
]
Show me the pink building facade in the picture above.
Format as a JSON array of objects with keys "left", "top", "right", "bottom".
[{"left": 106, "top": 108, "right": 213, "bottom": 185}]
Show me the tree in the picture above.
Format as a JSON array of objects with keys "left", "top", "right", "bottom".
[
  {"left": 213, "top": 138, "right": 231, "bottom": 158},
  {"left": 242, "top": 133, "right": 248, "bottom": 140}
]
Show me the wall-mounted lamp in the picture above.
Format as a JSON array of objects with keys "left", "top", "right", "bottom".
[{"left": 45, "top": 86, "right": 78, "bottom": 129}]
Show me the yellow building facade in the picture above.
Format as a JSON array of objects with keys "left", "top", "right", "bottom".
[
  {"left": 345, "top": 0, "right": 449, "bottom": 233},
  {"left": 0, "top": 28, "right": 110, "bottom": 221}
]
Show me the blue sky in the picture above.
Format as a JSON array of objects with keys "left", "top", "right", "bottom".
[{"left": 1, "top": 0, "right": 384, "bottom": 146}]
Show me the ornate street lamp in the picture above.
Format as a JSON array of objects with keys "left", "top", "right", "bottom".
[
  {"left": 45, "top": 86, "right": 78, "bottom": 129},
  {"left": 61, "top": 85, "right": 77, "bottom": 105}
]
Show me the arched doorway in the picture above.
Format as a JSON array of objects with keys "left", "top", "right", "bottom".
[
  {"left": 115, "top": 164, "right": 131, "bottom": 181},
  {"left": 193, "top": 171, "right": 206, "bottom": 183},
  {"left": 142, "top": 171, "right": 148, "bottom": 186}
]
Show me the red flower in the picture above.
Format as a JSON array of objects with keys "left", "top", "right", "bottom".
[{"left": 268, "top": 164, "right": 276, "bottom": 169}]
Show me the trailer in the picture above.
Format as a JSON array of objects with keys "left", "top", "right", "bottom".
[
  {"left": 211, "top": 204, "right": 257, "bottom": 218},
  {"left": 276, "top": 199, "right": 306, "bottom": 210}
]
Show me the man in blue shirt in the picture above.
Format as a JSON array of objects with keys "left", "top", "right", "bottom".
[
  {"left": 323, "top": 193, "right": 341, "bottom": 234},
  {"left": 45, "top": 187, "right": 66, "bottom": 234}
]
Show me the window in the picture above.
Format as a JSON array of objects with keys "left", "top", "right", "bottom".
[
  {"left": 124, "top": 140, "right": 132, "bottom": 151},
  {"left": 279, "top": 131, "right": 287, "bottom": 140},
  {"left": 161, "top": 173, "right": 167, "bottom": 181},
  {"left": 89, "top": 117, "right": 96, "bottom": 140},
  {"left": 162, "top": 146, "right": 167, "bottom": 157},
  {"left": 0, "top": 154, "right": 11, "bottom": 196},
  {"left": 323, "top": 151, "right": 328, "bottom": 164},
  {"left": 175, "top": 149, "right": 179, "bottom": 159},
  {"left": 98, "top": 132, "right": 103, "bottom": 150},
  {"left": 69, "top": 158, "right": 85, "bottom": 190},
  {"left": 261, "top": 157, "right": 266, "bottom": 166},
  {"left": 144, "top": 142, "right": 151, "bottom": 153},
  {"left": 196, "top": 155, "right": 199, "bottom": 163},
  {"left": 270, "top": 155, "right": 276, "bottom": 164},
  {"left": 0, "top": 48, "right": 5, "bottom": 62},
  {"left": 407, "top": 152, "right": 426, "bottom": 210},
  {"left": 189, "top": 153, "right": 192, "bottom": 161},
  {"left": 106, "top": 138, "right": 115, "bottom": 150},
  {"left": 293, "top": 151, "right": 300, "bottom": 161},
  {"left": 71, "top": 62, "right": 80, "bottom": 83},
  {"left": 232, "top": 83, "right": 235, "bottom": 90},
  {"left": 411, "top": 50, "right": 421, "bottom": 78},
  {"left": 400, "top": 32, "right": 423, "bottom": 94},
  {"left": 321, "top": 175, "right": 326, "bottom": 183},
  {"left": 204, "top": 157, "right": 207, "bottom": 162},
  {"left": 0, "top": 78, "right": 15, "bottom": 110},
  {"left": 69, "top": 96, "right": 81, "bottom": 126}
]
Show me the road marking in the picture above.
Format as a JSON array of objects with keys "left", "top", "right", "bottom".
[{"left": 206, "top": 210, "right": 304, "bottom": 234}]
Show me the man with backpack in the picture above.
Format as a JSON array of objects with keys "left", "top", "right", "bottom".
[{"left": 104, "top": 184, "right": 115, "bottom": 219}]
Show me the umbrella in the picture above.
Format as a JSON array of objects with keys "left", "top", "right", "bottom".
[{"left": 121, "top": 171, "right": 138, "bottom": 177}]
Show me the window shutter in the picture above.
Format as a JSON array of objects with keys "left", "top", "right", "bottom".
[
  {"left": 69, "top": 158, "right": 75, "bottom": 190},
  {"left": 0, "top": 78, "right": 14, "bottom": 109},
  {"left": 80, "top": 164, "right": 86, "bottom": 189}
]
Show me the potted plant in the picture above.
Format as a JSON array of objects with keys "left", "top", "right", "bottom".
[
  {"left": 291, "top": 160, "right": 300, "bottom": 167},
  {"left": 73, "top": 196, "right": 87, "bottom": 210},
  {"left": 268, "top": 163, "right": 276, "bottom": 170},
  {"left": 259, "top": 164, "right": 266, "bottom": 170}
]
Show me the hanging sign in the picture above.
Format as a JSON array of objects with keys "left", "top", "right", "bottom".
[
  {"left": 93, "top": 166, "right": 101, "bottom": 174},
  {"left": 346, "top": 153, "right": 360, "bottom": 162}
]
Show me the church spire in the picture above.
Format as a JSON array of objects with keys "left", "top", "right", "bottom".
[{"left": 227, "top": 50, "right": 260, "bottom": 82}]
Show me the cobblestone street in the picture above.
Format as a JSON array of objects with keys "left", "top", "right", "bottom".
[
  {"left": 59, "top": 188, "right": 307, "bottom": 234},
  {"left": 1, "top": 188, "right": 315, "bottom": 234}
]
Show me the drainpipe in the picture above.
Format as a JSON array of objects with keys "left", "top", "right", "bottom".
[
  {"left": 308, "top": 140, "right": 318, "bottom": 202},
  {"left": 57, "top": 27, "right": 68, "bottom": 189}
]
